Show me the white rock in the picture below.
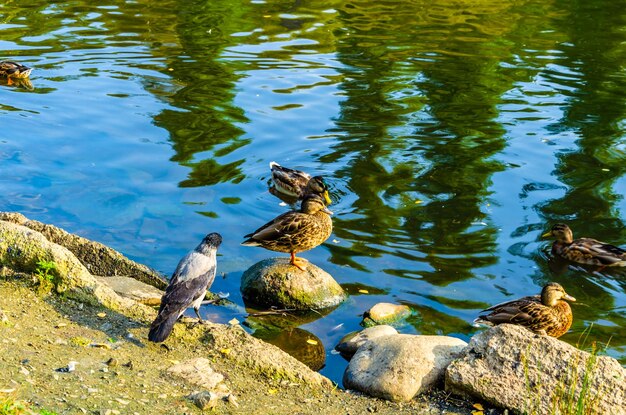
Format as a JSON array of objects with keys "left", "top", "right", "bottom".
[{"left": 343, "top": 334, "right": 467, "bottom": 402}]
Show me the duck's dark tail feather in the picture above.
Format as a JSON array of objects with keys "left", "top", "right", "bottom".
[{"left": 148, "top": 312, "right": 179, "bottom": 343}]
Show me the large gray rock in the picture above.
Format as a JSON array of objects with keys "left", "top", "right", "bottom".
[
  {"left": 335, "top": 325, "right": 398, "bottom": 358},
  {"left": 445, "top": 324, "right": 626, "bottom": 415},
  {"left": 0, "top": 212, "right": 166, "bottom": 289},
  {"left": 241, "top": 257, "right": 345, "bottom": 310},
  {"left": 343, "top": 334, "right": 467, "bottom": 402},
  {"left": 0, "top": 216, "right": 154, "bottom": 319}
]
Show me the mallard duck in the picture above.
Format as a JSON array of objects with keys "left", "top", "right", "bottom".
[
  {"left": 269, "top": 162, "right": 332, "bottom": 205},
  {"left": 242, "top": 193, "right": 333, "bottom": 270},
  {"left": 0, "top": 61, "right": 32, "bottom": 85},
  {"left": 542, "top": 223, "right": 626, "bottom": 267},
  {"left": 269, "top": 161, "right": 310, "bottom": 198},
  {"left": 474, "top": 282, "right": 575, "bottom": 338}
]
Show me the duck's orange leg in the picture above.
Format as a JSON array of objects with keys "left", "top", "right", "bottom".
[{"left": 289, "top": 251, "right": 307, "bottom": 271}]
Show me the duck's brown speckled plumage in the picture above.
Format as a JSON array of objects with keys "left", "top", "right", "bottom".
[
  {"left": 270, "top": 161, "right": 311, "bottom": 198},
  {"left": 543, "top": 223, "right": 626, "bottom": 267},
  {"left": 242, "top": 193, "right": 332, "bottom": 270},
  {"left": 0, "top": 61, "right": 32, "bottom": 79},
  {"left": 474, "top": 282, "right": 575, "bottom": 338},
  {"left": 269, "top": 162, "right": 332, "bottom": 205}
]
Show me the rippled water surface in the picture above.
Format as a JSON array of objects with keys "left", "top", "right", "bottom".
[{"left": 2, "top": 0, "right": 625, "bottom": 383}]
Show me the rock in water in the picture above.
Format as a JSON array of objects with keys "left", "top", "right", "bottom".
[
  {"left": 445, "top": 324, "right": 626, "bottom": 415},
  {"left": 362, "top": 302, "right": 411, "bottom": 327},
  {"left": 335, "top": 325, "right": 398, "bottom": 358},
  {"left": 343, "top": 334, "right": 467, "bottom": 402},
  {"left": 241, "top": 257, "right": 345, "bottom": 310}
]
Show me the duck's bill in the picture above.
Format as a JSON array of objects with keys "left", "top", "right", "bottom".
[
  {"left": 323, "top": 206, "right": 333, "bottom": 215},
  {"left": 541, "top": 231, "right": 552, "bottom": 238},
  {"left": 323, "top": 190, "right": 332, "bottom": 206},
  {"left": 564, "top": 294, "right": 576, "bottom": 302}
]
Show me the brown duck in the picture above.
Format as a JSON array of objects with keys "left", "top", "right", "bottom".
[
  {"left": 542, "top": 223, "right": 626, "bottom": 267},
  {"left": 269, "top": 161, "right": 332, "bottom": 205},
  {"left": 0, "top": 61, "right": 32, "bottom": 85},
  {"left": 242, "top": 193, "right": 332, "bottom": 271},
  {"left": 474, "top": 282, "right": 576, "bottom": 338}
]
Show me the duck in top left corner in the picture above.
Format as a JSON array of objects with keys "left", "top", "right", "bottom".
[{"left": 0, "top": 61, "right": 33, "bottom": 85}]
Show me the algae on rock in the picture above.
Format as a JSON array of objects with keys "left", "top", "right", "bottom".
[{"left": 241, "top": 257, "right": 345, "bottom": 310}]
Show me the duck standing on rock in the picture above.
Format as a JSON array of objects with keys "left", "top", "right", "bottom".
[
  {"left": 148, "top": 232, "right": 222, "bottom": 343},
  {"left": 0, "top": 61, "right": 32, "bottom": 85},
  {"left": 242, "top": 193, "right": 333, "bottom": 271},
  {"left": 542, "top": 223, "right": 626, "bottom": 267},
  {"left": 474, "top": 282, "right": 576, "bottom": 338}
]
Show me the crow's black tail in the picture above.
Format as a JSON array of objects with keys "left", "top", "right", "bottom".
[{"left": 148, "top": 312, "right": 179, "bottom": 343}]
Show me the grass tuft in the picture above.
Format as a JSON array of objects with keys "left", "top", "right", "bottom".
[{"left": 524, "top": 325, "right": 608, "bottom": 415}]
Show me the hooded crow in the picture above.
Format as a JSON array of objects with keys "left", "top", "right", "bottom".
[{"left": 148, "top": 232, "right": 222, "bottom": 342}]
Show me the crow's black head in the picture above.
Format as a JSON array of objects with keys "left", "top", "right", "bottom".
[{"left": 201, "top": 232, "right": 223, "bottom": 248}]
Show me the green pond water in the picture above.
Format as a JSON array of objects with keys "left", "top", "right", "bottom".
[{"left": 1, "top": 0, "right": 625, "bottom": 384}]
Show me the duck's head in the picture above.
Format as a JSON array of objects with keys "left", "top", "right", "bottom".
[
  {"left": 301, "top": 193, "right": 332, "bottom": 215},
  {"left": 15, "top": 66, "right": 32, "bottom": 78},
  {"left": 2, "top": 61, "right": 32, "bottom": 78},
  {"left": 541, "top": 282, "right": 576, "bottom": 306},
  {"left": 542, "top": 223, "right": 574, "bottom": 243},
  {"left": 305, "top": 176, "right": 332, "bottom": 206}
]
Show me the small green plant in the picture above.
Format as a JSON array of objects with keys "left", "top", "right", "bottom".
[
  {"left": 34, "top": 260, "right": 56, "bottom": 283},
  {"left": 0, "top": 396, "right": 58, "bottom": 415},
  {"left": 33, "top": 260, "right": 57, "bottom": 293}
]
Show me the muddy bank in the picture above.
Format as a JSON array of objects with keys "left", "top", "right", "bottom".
[{"left": 0, "top": 278, "right": 475, "bottom": 415}]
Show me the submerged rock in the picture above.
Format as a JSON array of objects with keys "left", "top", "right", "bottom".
[
  {"left": 343, "top": 334, "right": 467, "bottom": 402},
  {"left": 256, "top": 327, "right": 326, "bottom": 371},
  {"left": 445, "top": 324, "right": 626, "bottom": 415},
  {"left": 335, "top": 325, "right": 398, "bottom": 359},
  {"left": 362, "top": 302, "right": 411, "bottom": 327},
  {"left": 241, "top": 257, "right": 345, "bottom": 310}
]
